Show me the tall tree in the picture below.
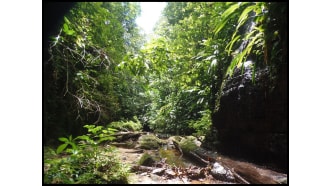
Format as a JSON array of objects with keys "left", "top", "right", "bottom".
[{"left": 44, "top": 2, "right": 145, "bottom": 144}]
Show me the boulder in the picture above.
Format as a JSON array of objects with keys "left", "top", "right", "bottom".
[
  {"left": 136, "top": 134, "right": 163, "bottom": 150},
  {"left": 210, "top": 162, "right": 235, "bottom": 182},
  {"left": 138, "top": 153, "right": 156, "bottom": 166}
]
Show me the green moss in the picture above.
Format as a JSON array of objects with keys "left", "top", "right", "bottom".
[
  {"left": 126, "top": 140, "right": 136, "bottom": 148},
  {"left": 159, "top": 149, "right": 185, "bottom": 167},
  {"left": 179, "top": 137, "right": 198, "bottom": 153},
  {"left": 138, "top": 153, "right": 156, "bottom": 166},
  {"left": 169, "top": 136, "right": 183, "bottom": 143},
  {"left": 186, "top": 136, "right": 197, "bottom": 141},
  {"left": 138, "top": 135, "right": 162, "bottom": 150}
]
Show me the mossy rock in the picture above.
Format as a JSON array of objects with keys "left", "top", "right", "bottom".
[
  {"left": 138, "top": 153, "right": 156, "bottom": 166},
  {"left": 198, "top": 136, "right": 205, "bottom": 142},
  {"left": 126, "top": 140, "right": 136, "bottom": 148},
  {"left": 179, "top": 136, "right": 199, "bottom": 153},
  {"left": 186, "top": 136, "right": 197, "bottom": 141},
  {"left": 137, "top": 135, "right": 162, "bottom": 150},
  {"left": 168, "top": 136, "right": 183, "bottom": 143},
  {"left": 159, "top": 149, "right": 185, "bottom": 167}
]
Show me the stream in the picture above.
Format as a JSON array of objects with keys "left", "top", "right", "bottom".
[
  {"left": 110, "top": 133, "right": 287, "bottom": 184},
  {"left": 117, "top": 147, "right": 228, "bottom": 184}
]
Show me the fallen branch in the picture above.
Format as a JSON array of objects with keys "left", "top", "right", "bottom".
[
  {"left": 189, "top": 151, "right": 209, "bottom": 167},
  {"left": 231, "top": 168, "right": 250, "bottom": 184}
]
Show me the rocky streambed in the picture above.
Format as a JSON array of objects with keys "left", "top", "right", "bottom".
[{"left": 107, "top": 132, "right": 287, "bottom": 184}]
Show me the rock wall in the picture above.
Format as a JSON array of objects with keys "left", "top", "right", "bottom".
[{"left": 211, "top": 62, "right": 288, "bottom": 173}]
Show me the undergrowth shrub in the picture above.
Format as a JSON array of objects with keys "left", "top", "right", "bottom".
[
  {"left": 107, "top": 116, "right": 142, "bottom": 132},
  {"left": 188, "top": 109, "right": 212, "bottom": 137},
  {"left": 44, "top": 125, "right": 130, "bottom": 184}
]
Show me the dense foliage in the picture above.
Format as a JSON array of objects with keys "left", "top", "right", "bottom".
[
  {"left": 44, "top": 1, "right": 287, "bottom": 143},
  {"left": 44, "top": 125, "right": 130, "bottom": 184},
  {"left": 44, "top": 2, "right": 287, "bottom": 183},
  {"left": 146, "top": 2, "right": 287, "bottom": 134},
  {"left": 44, "top": 2, "right": 147, "bottom": 144}
]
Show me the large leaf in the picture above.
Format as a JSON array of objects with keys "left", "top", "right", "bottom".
[
  {"left": 237, "top": 4, "right": 257, "bottom": 29},
  {"left": 214, "top": 2, "right": 248, "bottom": 34},
  {"left": 56, "top": 143, "right": 68, "bottom": 154}
]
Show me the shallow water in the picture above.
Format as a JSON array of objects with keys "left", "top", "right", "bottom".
[{"left": 158, "top": 148, "right": 199, "bottom": 168}]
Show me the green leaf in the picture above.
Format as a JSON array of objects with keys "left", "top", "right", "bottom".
[
  {"left": 58, "top": 137, "right": 69, "bottom": 142},
  {"left": 240, "top": 63, "right": 245, "bottom": 75},
  {"left": 56, "top": 143, "right": 68, "bottom": 154},
  {"left": 102, "top": 130, "right": 108, "bottom": 133},
  {"left": 243, "top": 29, "right": 257, "bottom": 40},
  {"left": 226, "top": 35, "right": 240, "bottom": 55},
  {"left": 107, "top": 127, "right": 118, "bottom": 135},
  {"left": 68, "top": 142, "right": 77, "bottom": 150},
  {"left": 66, "top": 30, "right": 75, "bottom": 36},
  {"left": 237, "top": 4, "right": 257, "bottom": 29},
  {"left": 63, "top": 23, "right": 69, "bottom": 32},
  {"left": 214, "top": 3, "right": 240, "bottom": 34},
  {"left": 64, "top": 16, "right": 71, "bottom": 24},
  {"left": 62, "top": 23, "right": 75, "bottom": 36},
  {"left": 84, "top": 125, "right": 95, "bottom": 129},
  {"left": 98, "top": 136, "right": 116, "bottom": 143},
  {"left": 107, "top": 127, "right": 117, "bottom": 131},
  {"left": 74, "top": 135, "right": 90, "bottom": 141}
]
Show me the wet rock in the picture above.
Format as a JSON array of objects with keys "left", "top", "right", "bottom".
[
  {"left": 156, "top": 133, "right": 171, "bottom": 139},
  {"left": 275, "top": 176, "right": 287, "bottom": 184},
  {"left": 140, "top": 172, "right": 148, "bottom": 176},
  {"left": 187, "top": 167, "right": 206, "bottom": 180},
  {"left": 197, "top": 136, "right": 205, "bottom": 142},
  {"left": 210, "top": 162, "right": 235, "bottom": 182},
  {"left": 212, "top": 62, "right": 288, "bottom": 172},
  {"left": 166, "top": 139, "right": 175, "bottom": 149},
  {"left": 152, "top": 168, "right": 166, "bottom": 175},
  {"left": 165, "top": 169, "right": 176, "bottom": 178}
]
